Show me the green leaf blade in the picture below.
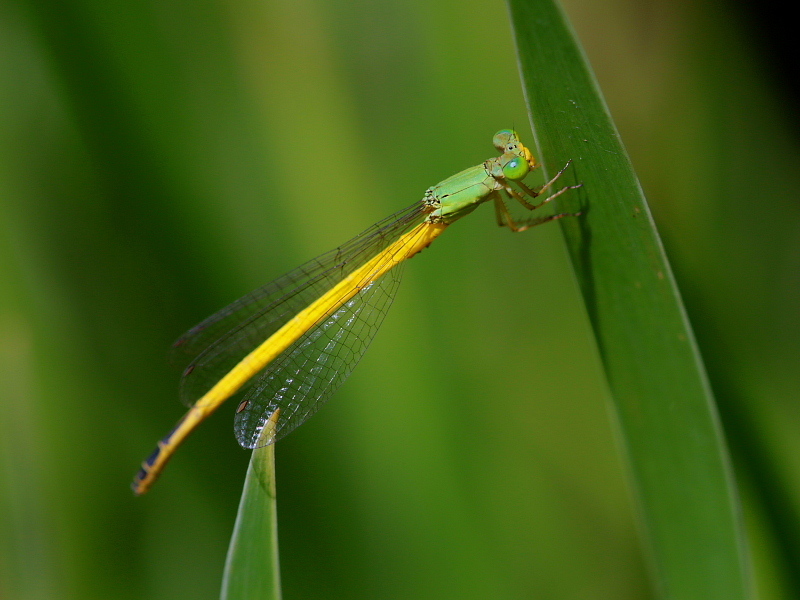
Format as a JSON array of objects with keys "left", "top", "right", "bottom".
[
  {"left": 507, "top": 1, "right": 752, "bottom": 598},
  {"left": 221, "top": 413, "right": 282, "bottom": 600}
]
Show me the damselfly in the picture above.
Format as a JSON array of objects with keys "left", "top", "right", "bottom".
[{"left": 132, "top": 130, "right": 580, "bottom": 494}]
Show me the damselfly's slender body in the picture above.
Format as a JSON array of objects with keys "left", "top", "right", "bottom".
[{"left": 133, "top": 130, "right": 580, "bottom": 495}]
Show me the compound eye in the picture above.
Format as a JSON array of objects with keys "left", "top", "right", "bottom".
[
  {"left": 493, "top": 129, "right": 517, "bottom": 151},
  {"left": 502, "top": 156, "right": 530, "bottom": 180}
]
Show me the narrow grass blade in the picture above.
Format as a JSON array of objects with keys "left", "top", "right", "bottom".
[
  {"left": 221, "top": 410, "right": 282, "bottom": 600},
  {"left": 506, "top": 0, "right": 751, "bottom": 598}
]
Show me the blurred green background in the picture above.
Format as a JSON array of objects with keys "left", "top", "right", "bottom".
[{"left": 0, "top": 0, "right": 798, "bottom": 598}]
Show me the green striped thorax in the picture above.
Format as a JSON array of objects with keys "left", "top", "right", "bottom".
[{"left": 423, "top": 129, "right": 537, "bottom": 224}]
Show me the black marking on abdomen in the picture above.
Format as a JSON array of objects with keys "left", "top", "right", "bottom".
[{"left": 143, "top": 446, "right": 161, "bottom": 468}]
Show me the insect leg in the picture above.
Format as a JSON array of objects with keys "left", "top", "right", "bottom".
[
  {"left": 513, "top": 159, "right": 578, "bottom": 210},
  {"left": 495, "top": 184, "right": 582, "bottom": 233},
  {"left": 504, "top": 181, "right": 583, "bottom": 212},
  {"left": 493, "top": 190, "right": 514, "bottom": 228},
  {"left": 501, "top": 210, "right": 583, "bottom": 233}
]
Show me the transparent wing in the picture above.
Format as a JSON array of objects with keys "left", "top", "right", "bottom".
[
  {"left": 172, "top": 201, "right": 425, "bottom": 409},
  {"left": 233, "top": 259, "right": 405, "bottom": 448}
]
